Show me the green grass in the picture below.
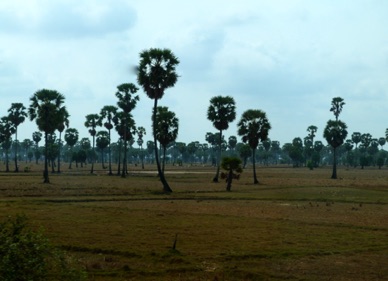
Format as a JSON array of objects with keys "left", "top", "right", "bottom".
[{"left": 0, "top": 165, "right": 387, "bottom": 280}]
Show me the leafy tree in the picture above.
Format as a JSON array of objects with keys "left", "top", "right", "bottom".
[
  {"left": 137, "top": 48, "right": 179, "bottom": 193},
  {"left": 115, "top": 83, "right": 139, "bottom": 177},
  {"left": 237, "top": 143, "right": 252, "bottom": 168},
  {"left": 29, "top": 89, "right": 67, "bottom": 183},
  {"left": 100, "top": 105, "right": 118, "bottom": 175},
  {"left": 154, "top": 106, "right": 179, "bottom": 172},
  {"left": 84, "top": 114, "right": 101, "bottom": 174},
  {"left": 96, "top": 130, "right": 110, "bottom": 169},
  {"left": 22, "top": 139, "right": 33, "bottom": 163},
  {"left": 237, "top": 109, "right": 271, "bottom": 184},
  {"left": 221, "top": 156, "right": 243, "bottom": 191},
  {"left": 187, "top": 141, "right": 199, "bottom": 165},
  {"left": 207, "top": 95, "right": 236, "bottom": 182},
  {"left": 7, "top": 103, "right": 28, "bottom": 172},
  {"left": 64, "top": 128, "right": 79, "bottom": 169}
]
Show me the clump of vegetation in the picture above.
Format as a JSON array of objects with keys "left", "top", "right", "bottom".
[
  {"left": 0, "top": 215, "right": 86, "bottom": 281},
  {"left": 221, "top": 156, "right": 242, "bottom": 191}
]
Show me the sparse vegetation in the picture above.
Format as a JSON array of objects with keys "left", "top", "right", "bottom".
[{"left": 0, "top": 164, "right": 387, "bottom": 280}]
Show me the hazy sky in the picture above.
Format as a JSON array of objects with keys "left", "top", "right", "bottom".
[{"left": 1, "top": 0, "right": 387, "bottom": 146}]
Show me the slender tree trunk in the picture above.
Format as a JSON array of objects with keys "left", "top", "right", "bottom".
[
  {"left": 162, "top": 146, "right": 167, "bottom": 174},
  {"left": 140, "top": 146, "right": 144, "bottom": 169},
  {"left": 213, "top": 130, "right": 222, "bottom": 182},
  {"left": 68, "top": 147, "right": 73, "bottom": 169},
  {"left": 5, "top": 147, "right": 10, "bottom": 172},
  {"left": 153, "top": 99, "right": 172, "bottom": 193},
  {"left": 331, "top": 147, "right": 337, "bottom": 179},
  {"left": 117, "top": 140, "right": 122, "bottom": 176},
  {"left": 226, "top": 169, "right": 233, "bottom": 191},
  {"left": 252, "top": 148, "right": 259, "bottom": 184},
  {"left": 57, "top": 132, "right": 62, "bottom": 173},
  {"left": 43, "top": 132, "right": 49, "bottom": 183},
  {"left": 14, "top": 129, "right": 19, "bottom": 172},
  {"left": 108, "top": 129, "right": 112, "bottom": 175},
  {"left": 90, "top": 135, "right": 95, "bottom": 174},
  {"left": 121, "top": 117, "right": 128, "bottom": 178}
]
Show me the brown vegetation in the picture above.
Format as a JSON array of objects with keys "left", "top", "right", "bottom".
[{"left": 0, "top": 164, "right": 387, "bottom": 280}]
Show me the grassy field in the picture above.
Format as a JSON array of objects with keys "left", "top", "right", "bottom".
[{"left": 0, "top": 163, "right": 387, "bottom": 280}]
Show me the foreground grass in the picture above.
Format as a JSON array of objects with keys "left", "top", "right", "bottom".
[{"left": 0, "top": 164, "right": 387, "bottom": 280}]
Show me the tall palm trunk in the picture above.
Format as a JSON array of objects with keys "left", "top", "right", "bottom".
[
  {"left": 121, "top": 117, "right": 128, "bottom": 178},
  {"left": 153, "top": 99, "right": 172, "bottom": 193},
  {"left": 57, "top": 132, "right": 62, "bottom": 173},
  {"left": 252, "top": 148, "right": 259, "bottom": 184},
  {"left": 14, "top": 129, "right": 19, "bottom": 172},
  {"left": 90, "top": 135, "right": 95, "bottom": 174},
  {"left": 108, "top": 129, "right": 112, "bottom": 175},
  {"left": 43, "top": 132, "right": 49, "bottom": 183},
  {"left": 331, "top": 147, "right": 337, "bottom": 179},
  {"left": 213, "top": 131, "right": 222, "bottom": 182}
]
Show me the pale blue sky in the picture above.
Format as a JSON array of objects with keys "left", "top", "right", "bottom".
[{"left": 1, "top": 0, "right": 387, "bottom": 146}]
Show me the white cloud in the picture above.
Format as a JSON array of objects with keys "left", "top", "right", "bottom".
[{"left": 1, "top": 0, "right": 388, "bottom": 147}]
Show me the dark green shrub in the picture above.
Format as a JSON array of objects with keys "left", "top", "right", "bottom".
[{"left": 0, "top": 215, "right": 86, "bottom": 281}]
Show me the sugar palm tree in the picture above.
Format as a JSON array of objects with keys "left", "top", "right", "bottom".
[
  {"left": 84, "top": 114, "right": 101, "bottom": 174},
  {"left": 136, "top": 126, "right": 146, "bottom": 169},
  {"left": 7, "top": 103, "right": 28, "bottom": 172},
  {"left": 137, "top": 48, "right": 179, "bottom": 193},
  {"left": 323, "top": 120, "right": 348, "bottom": 178},
  {"left": 56, "top": 108, "right": 69, "bottom": 173},
  {"left": 115, "top": 83, "right": 139, "bottom": 178},
  {"left": 29, "top": 89, "right": 67, "bottom": 183},
  {"left": 113, "top": 111, "right": 136, "bottom": 177},
  {"left": 100, "top": 105, "right": 118, "bottom": 175},
  {"left": 32, "top": 131, "right": 42, "bottom": 164},
  {"left": 96, "top": 130, "right": 110, "bottom": 169},
  {"left": 237, "top": 109, "right": 271, "bottom": 184},
  {"left": 0, "top": 116, "right": 16, "bottom": 172},
  {"left": 207, "top": 96, "right": 236, "bottom": 182},
  {"left": 64, "top": 128, "right": 79, "bottom": 169},
  {"left": 154, "top": 106, "right": 179, "bottom": 173}
]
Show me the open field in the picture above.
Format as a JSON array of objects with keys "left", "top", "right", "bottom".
[{"left": 0, "top": 163, "right": 387, "bottom": 280}]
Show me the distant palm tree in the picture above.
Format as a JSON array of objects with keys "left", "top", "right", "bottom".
[
  {"left": 207, "top": 96, "right": 236, "bottom": 182},
  {"left": 113, "top": 111, "right": 136, "bottom": 177},
  {"left": 136, "top": 126, "right": 146, "bottom": 169},
  {"left": 64, "top": 128, "right": 79, "bottom": 169},
  {"left": 237, "top": 109, "right": 271, "bottom": 184},
  {"left": 115, "top": 83, "right": 139, "bottom": 178},
  {"left": 84, "top": 114, "right": 101, "bottom": 174},
  {"left": 56, "top": 108, "right": 69, "bottom": 173},
  {"left": 0, "top": 116, "right": 16, "bottom": 172},
  {"left": 100, "top": 105, "right": 118, "bottom": 175},
  {"left": 323, "top": 120, "right": 348, "bottom": 178},
  {"left": 96, "top": 130, "right": 110, "bottom": 169},
  {"left": 29, "top": 89, "right": 67, "bottom": 183},
  {"left": 154, "top": 106, "right": 179, "bottom": 173},
  {"left": 7, "top": 103, "right": 28, "bottom": 172},
  {"left": 32, "top": 131, "right": 42, "bottom": 164},
  {"left": 137, "top": 48, "right": 179, "bottom": 193}
]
